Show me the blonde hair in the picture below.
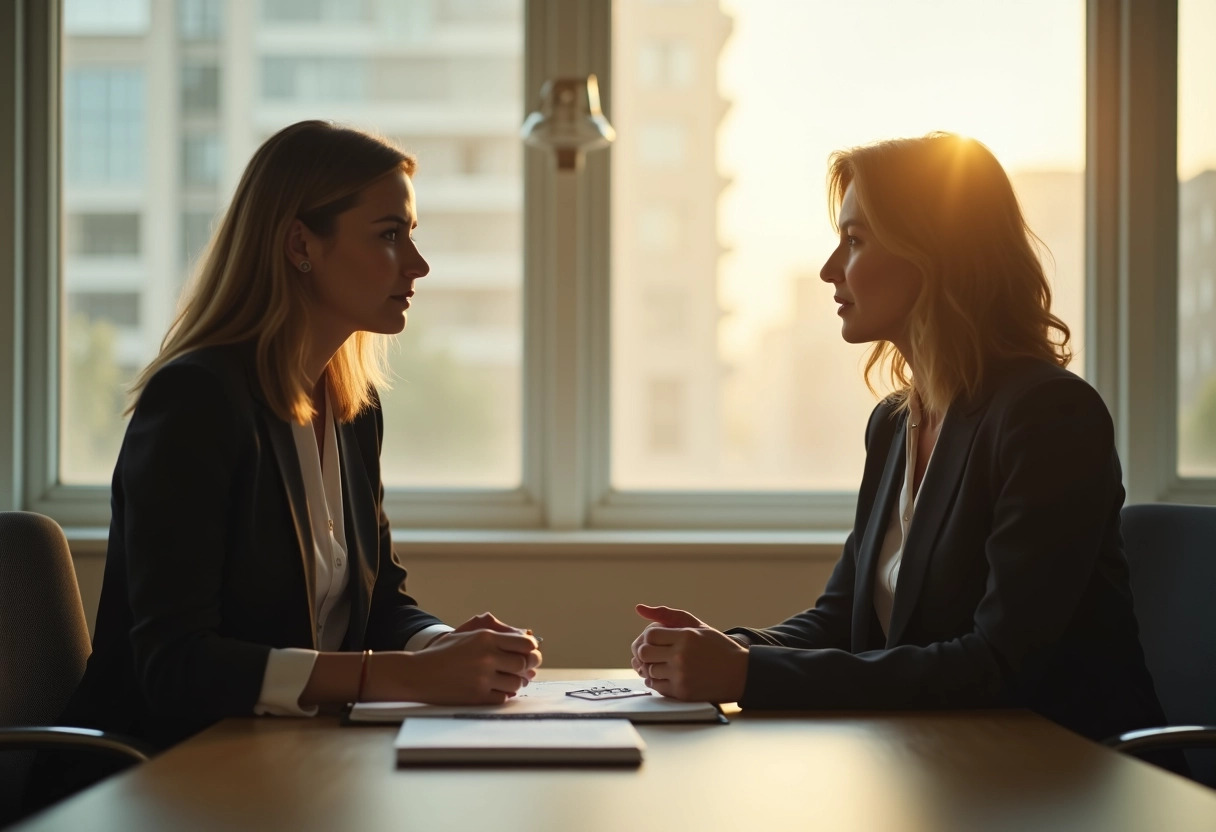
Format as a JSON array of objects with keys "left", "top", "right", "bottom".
[
  {"left": 129, "top": 120, "right": 417, "bottom": 424},
  {"left": 827, "top": 132, "right": 1071, "bottom": 416}
]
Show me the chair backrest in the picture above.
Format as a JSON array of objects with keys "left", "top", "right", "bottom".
[
  {"left": 1120, "top": 502, "right": 1216, "bottom": 786},
  {"left": 0, "top": 511, "right": 92, "bottom": 818}
]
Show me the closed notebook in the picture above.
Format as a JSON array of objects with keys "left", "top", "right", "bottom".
[{"left": 394, "top": 717, "right": 645, "bottom": 766}]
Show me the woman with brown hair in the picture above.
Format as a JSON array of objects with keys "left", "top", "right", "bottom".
[
  {"left": 58, "top": 120, "right": 541, "bottom": 753},
  {"left": 630, "top": 132, "right": 1166, "bottom": 744}
]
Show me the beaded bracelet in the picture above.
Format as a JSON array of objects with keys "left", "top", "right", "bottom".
[{"left": 355, "top": 649, "right": 374, "bottom": 702}]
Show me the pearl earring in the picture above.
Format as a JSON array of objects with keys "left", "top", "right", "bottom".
[{"left": 298, "top": 260, "right": 312, "bottom": 273}]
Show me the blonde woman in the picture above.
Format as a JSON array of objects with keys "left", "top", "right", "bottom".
[
  {"left": 630, "top": 133, "right": 1167, "bottom": 745},
  {"left": 58, "top": 121, "right": 541, "bottom": 754}
]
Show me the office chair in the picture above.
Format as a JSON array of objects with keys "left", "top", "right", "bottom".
[
  {"left": 1105, "top": 503, "right": 1216, "bottom": 788},
  {"left": 0, "top": 511, "right": 149, "bottom": 825}
]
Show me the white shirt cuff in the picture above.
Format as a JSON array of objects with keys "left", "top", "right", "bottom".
[
  {"left": 254, "top": 647, "right": 320, "bottom": 717},
  {"left": 405, "top": 624, "right": 455, "bottom": 651}
]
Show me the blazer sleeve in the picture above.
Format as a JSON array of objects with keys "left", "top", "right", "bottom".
[
  {"left": 363, "top": 394, "right": 446, "bottom": 650},
  {"left": 725, "top": 399, "right": 892, "bottom": 650},
  {"left": 726, "top": 534, "right": 856, "bottom": 650},
  {"left": 739, "top": 376, "right": 1120, "bottom": 711},
  {"left": 123, "top": 364, "right": 271, "bottom": 721}
]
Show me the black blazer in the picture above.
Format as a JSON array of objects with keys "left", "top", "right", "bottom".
[
  {"left": 728, "top": 358, "right": 1167, "bottom": 741},
  {"left": 60, "top": 343, "right": 444, "bottom": 750}
]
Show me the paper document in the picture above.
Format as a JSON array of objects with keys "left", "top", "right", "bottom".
[
  {"left": 394, "top": 717, "right": 645, "bottom": 766},
  {"left": 349, "top": 678, "right": 723, "bottom": 724}
]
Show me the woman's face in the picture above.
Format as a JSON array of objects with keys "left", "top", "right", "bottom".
[
  {"left": 819, "top": 183, "right": 922, "bottom": 353},
  {"left": 301, "top": 170, "right": 429, "bottom": 340}
]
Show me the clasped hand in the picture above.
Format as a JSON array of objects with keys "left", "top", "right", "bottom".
[
  {"left": 411, "top": 612, "right": 542, "bottom": 705},
  {"left": 630, "top": 604, "right": 748, "bottom": 704}
]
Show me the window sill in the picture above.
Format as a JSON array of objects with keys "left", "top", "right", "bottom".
[{"left": 64, "top": 528, "right": 848, "bottom": 561}]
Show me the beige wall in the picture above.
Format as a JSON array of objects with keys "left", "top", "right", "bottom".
[{"left": 69, "top": 547, "right": 839, "bottom": 668}]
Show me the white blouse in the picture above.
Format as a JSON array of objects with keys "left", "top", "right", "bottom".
[
  {"left": 873, "top": 393, "right": 940, "bottom": 637},
  {"left": 253, "top": 390, "right": 451, "bottom": 717}
]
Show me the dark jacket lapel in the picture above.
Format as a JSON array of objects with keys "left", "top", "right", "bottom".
[
  {"left": 337, "top": 419, "right": 377, "bottom": 650},
  {"left": 260, "top": 408, "right": 319, "bottom": 648},
  {"left": 238, "top": 342, "right": 318, "bottom": 648},
  {"left": 851, "top": 417, "right": 907, "bottom": 652},
  {"left": 884, "top": 402, "right": 984, "bottom": 646}
]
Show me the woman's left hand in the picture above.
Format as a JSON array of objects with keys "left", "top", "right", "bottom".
[{"left": 632, "top": 604, "right": 749, "bottom": 704}]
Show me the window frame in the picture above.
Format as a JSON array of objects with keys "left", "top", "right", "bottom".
[{"left": 2, "top": 0, "right": 1213, "bottom": 537}]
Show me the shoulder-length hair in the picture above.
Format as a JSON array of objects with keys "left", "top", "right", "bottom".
[
  {"left": 129, "top": 120, "right": 416, "bottom": 424},
  {"left": 827, "top": 132, "right": 1071, "bottom": 416}
]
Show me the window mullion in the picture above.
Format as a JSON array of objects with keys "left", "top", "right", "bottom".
[
  {"left": 1086, "top": 0, "right": 1120, "bottom": 401},
  {"left": 527, "top": 0, "right": 607, "bottom": 529},
  {"left": 1116, "top": 0, "right": 1178, "bottom": 503},
  {"left": 23, "top": 0, "right": 63, "bottom": 520},
  {"left": 0, "top": 0, "right": 23, "bottom": 511}
]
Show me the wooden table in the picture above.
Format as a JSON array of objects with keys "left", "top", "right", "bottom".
[{"left": 15, "top": 670, "right": 1216, "bottom": 831}]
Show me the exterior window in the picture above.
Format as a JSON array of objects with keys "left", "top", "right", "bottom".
[
  {"left": 67, "top": 213, "right": 141, "bottom": 257},
  {"left": 178, "top": 0, "right": 221, "bottom": 39},
  {"left": 611, "top": 0, "right": 1085, "bottom": 490},
  {"left": 261, "top": 57, "right": 368, "bottom": 102},
  {"left": 1177, "top": 0, "right": 1216, "bottom": 477},
  {"left": 57, "top": 0, "right": 524, "bottom": 492},
  {"left": 181, "top": 62, "right": 220, "bottom": 114},
  {"left": 64, "top": 0, "right": 150, "bottom": 35},
  {"left": 64, "top": 68, "right": 145, "bottom": 185},
  {"left": 182, "top": 133, "right": 221, "bottom": 186}
]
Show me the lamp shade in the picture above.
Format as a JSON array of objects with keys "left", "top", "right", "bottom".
[{"left": 520, "top": 74, "right": 616, "bottom": 168}]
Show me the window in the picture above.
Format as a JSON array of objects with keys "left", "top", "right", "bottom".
[
  {"left": 64, "top": 0, "right": 149, "bottom": 35},
  {"left": 181, "top": 133, "right": 221, "bottom": 186},
  {"left": 637, "top": 41, "right": 694, "bottom": 87},
  {"left": 181, "top": 62, "right": 220, "bottom": 114},
  {"left": 261, "top": 57, "right": 368, "bottom": 103},
  {"left": 178, "top": 0, "right": 221, "bottom": 40},
  {"left": 63, "top": 67, "right": 144, "bottom": 185},
  {"left": 6, "top": 1, "right": 1210, "bottom": 528},
  {"left": 50, "top": 0, "right": 525, "bottom": 502},
  {"left": 611, "top": 0, "right": 1086, "bottom": 491},
  {"left": 67, "top": 213, "right": 141, "bottom": 257},
  {"left": 69, "top": 291, "right": 141, "bottom": 327},
  {"left": 440, "top": 0, "right": 520, "bottom": 24},
  {"left": 1177, "top": 0, "right": 1216, "bottom": 478},
  {"left": 261, "top": 0, "right": 374, "bottom": 24}
]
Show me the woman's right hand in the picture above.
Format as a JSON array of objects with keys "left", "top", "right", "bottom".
[{"left": 372, "top": 630, "right": 541, "bottom": 705}]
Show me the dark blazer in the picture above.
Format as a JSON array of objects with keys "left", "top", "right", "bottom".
[
  {"left": 728, "top": 358, "right": 1167, "bottom": 742},
  {"left": 59, "top": 343, "right": 444, "bottom": 750}
]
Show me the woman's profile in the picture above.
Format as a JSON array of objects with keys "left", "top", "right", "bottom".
[
  {"left": 56, "top": 120, "right": 542, "bottom": 757},
  {"left": 630, "top": 132, "right": 1167, "bottom": 747}
]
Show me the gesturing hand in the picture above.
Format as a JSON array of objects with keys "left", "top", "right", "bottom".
[
  {"left": 630, "top": 604, "right": 748, "bottom": 704},
  {"left": 630, "top": 604, "right": 706, "bottom": 677}
]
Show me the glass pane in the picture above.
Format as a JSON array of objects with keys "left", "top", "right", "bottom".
[
  {"left": 1177, "top": 0, "right": 1216, "bottom": 478},
  {"left": 60, "top": 0, "right": 525, "bottom": 488},
  {"left": 611, "top": 0, "right": 1086, "bottom": 490}
]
